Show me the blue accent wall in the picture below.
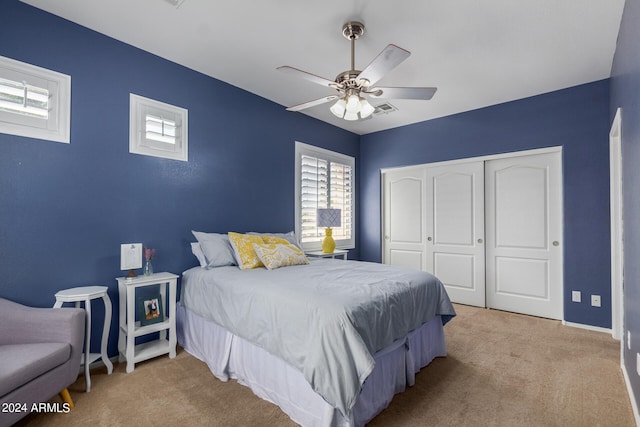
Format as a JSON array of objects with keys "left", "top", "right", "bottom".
[
  {"left": 359, "top": 80, "right": 612, "bottom": 328},
  {"left": 611, "top": 0, "right": 640, "bottom": 413},
  {"left": 0, "top": 0, "right": 619, "bottom": 362},
  {"left": 0, "top": 1, "right": 359, "bottom": 356}
]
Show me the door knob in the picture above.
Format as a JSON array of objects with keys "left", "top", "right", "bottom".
[
  {"left": 477, "top": 238, "right": 483, "bottom": 244},
  {"left": 427, "top": 236, "right": 432, "bottom": 241},
  {"left": 553, "top": 241, "right": 559, "bottom": 246}
]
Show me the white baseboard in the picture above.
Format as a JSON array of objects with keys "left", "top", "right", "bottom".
[
  {"left": 621, "top": 358, "right": 640, "bottom": 426},
  {"left": 562, "top": 320, "right": 612, "bottom": 334}
]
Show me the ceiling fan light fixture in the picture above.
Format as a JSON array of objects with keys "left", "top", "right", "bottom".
[
  {"left": 359, "top": 98, "right": 375, "bottom": 118},
  {"left": 330, "top": 98, "right": 347, "bottom": 118},
  {"left": 330, "top": 93, "right": 375, "bottom": 120},
  {"left": 345, "top": 93, "right": 360, "bottom": 113},
  {"left": 344, "top": 110, "right": 359, "bottom": 121}
]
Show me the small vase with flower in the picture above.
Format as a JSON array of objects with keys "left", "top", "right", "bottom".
[{"left": 143, "top": 247, "right": 155, "bottom": 276}]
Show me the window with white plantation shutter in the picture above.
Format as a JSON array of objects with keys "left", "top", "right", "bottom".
[
  {"left": 296, "top": 142, "right": 355, "bottom": 250},
  {"left": 145, "top": 114, "right": 176, "bottom": 144},
  {"left": 0, "top": 78, "right": 49, "bottom": 118},
  {"left": 129, "top": 94, "right": 188, "bottom": 161},
  {"left": 0, "top": 55, "right": 70, "bottom": 143}
]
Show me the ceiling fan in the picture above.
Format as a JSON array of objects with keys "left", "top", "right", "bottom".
[{"left": 277, "top": 21, "right": 437, "bottom": 121}]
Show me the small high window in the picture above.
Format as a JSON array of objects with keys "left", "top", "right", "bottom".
[
  {"left": 129, "top": 94, "right": 188, "bottom": 161},
  {"left": 0, "top": 55, "right": 71, "bottom": 143}
]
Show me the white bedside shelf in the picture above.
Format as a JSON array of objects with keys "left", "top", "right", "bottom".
[
  {"left": 132, "top": 339, "right": 172, "bottom": 363},
  {"left": 116, "top": 272, "right": 178, "bottom": 373}
]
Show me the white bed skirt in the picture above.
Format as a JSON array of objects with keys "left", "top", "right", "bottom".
[{"left": 177, "top": 303, "right": 446, "bottom": 427}]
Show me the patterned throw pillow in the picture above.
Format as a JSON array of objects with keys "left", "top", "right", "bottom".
[
  {"left": 261, "top": 235, "right": 292, "bottom": 245},
  {"left": 253, "top": 243, "right": 309, "bottom": 270},
  {"left": 247, "top": 231, "right": 303, "bottom": 250},
  {"left": 228, "top": 232, "right": 267, "bottom": 269}
]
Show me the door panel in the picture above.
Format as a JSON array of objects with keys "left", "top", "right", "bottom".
[
  {"left": 495, "top": 166, "right": 547, "bottom": 249},
  {"left": 494, "top": 257, "right": 549, "bottom": 298},
  {"left": 383, "top": 169, "right": 426, "bottom": 271},
  {"left": 434, "top": 253, "right": 476, "bottom": 290},
  {"left": 486, "top": 152, "right": 563, "bottom": 319},
  {"left": 426, "top": 162, "right": 485, "bottom": 307},
  {"left": 389, "top": 250, "right": 423, "bottom": 271}
]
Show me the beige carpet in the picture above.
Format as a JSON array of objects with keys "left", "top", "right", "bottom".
[{"left": 17, "top": 304, "right": 635, "bottom": 426}]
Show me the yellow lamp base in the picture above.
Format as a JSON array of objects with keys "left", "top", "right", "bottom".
[{"left": 322, "top": 228, "right": 336, "bottom": 253}]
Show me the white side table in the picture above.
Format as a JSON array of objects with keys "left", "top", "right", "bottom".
[
  {"left": 305, "top": 249, "right": 349, "bottom": 260},
  {"left": 116, "top": 272, "right": 178, "bottom": 373},
  {"left": 53, "top": 286, "right": 114, "bottom": 392}
]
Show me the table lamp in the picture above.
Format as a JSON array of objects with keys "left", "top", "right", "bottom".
[{"left": 317, "top": 208, "right": 341, "bottom": 253}]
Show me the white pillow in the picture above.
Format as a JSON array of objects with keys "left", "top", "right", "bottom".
[
  {"left": 190, "top": 242, "right": 207, "bottom": 268},
  {"left": 191, "top": 231, "right": 237, "bottom": 268}
]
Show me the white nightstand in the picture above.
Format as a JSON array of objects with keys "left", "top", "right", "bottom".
[
  {"left": 305, "top": 249, "right": 349, "bottom": 260},
  {"left": 116, "top": 272, "right": 178, "bottom": 373}
]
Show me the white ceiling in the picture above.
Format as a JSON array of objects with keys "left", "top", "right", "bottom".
[{"left": 22, "top": 0, "right": 625, "bottom": 135}]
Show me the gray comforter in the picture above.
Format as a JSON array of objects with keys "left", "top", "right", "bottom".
[{"left": 180, "top": 258, "right": 455, "bottom": 417}]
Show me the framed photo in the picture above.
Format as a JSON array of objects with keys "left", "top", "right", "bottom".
[
  {"left": 137, "top": 294, "right": 164, "bottom": 326},
  {"left": 121, "top": 243, "right": 142, "bottom": 270}
]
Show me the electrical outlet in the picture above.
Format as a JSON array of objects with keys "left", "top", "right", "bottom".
[
  {"left": 591, "top": 295, "right": 601, "bottom": 307},
  {"left": 572, "top": 291, "right": 581, "bottom": 302}
]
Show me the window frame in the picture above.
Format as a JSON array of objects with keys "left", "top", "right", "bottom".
[
  {"left": 295, "top": 141, "right": 356, "bottom": 251},
  {"left": 0, "top": 55, "right": 71, "bottom": 144},
  {"left": 129, "top": 93, "right": 188, "bottom": 161}
]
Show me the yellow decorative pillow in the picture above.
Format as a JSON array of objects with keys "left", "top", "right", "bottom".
[
  {"left": 228, "top": 232, "right": 266, "bottom": 270},
  {"left": 253, "top": 243, "right": 309, "bottom": 270}
]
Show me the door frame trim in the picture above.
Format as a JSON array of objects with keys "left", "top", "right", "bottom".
[
  {"left": 381, "top": 146, "right": 562, "bottom": 174},
  {"left": 610, "top": 107, "right": 624, "bottom": 342}
]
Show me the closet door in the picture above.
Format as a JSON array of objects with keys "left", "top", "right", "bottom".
[
  {"left": 425, "top": 162, "right": 486, "bottom": 307},
  {"left": 382, "top": 168, "right": 427, "bottom": 271},
  {"left": 485, "top": 152, "right": 563, "bottom": 319}
]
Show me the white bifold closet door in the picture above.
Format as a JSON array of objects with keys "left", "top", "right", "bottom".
[
  {"left": 484, "top": 152, "right": 563, "bottom": 320},
  {"left": 383, "top": 168, "right": 427, "bottom": 271},
  {"left": 383, "top": 150, "right": 563, "bottom": 320},
  {"left": 425, "top": 162, "right": 486, "bottom": 307}
]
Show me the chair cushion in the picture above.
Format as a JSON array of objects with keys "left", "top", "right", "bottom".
[{"left": 0, "top": 343, "right": 71, "bottom": 397}]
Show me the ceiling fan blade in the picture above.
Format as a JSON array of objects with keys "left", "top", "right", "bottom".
[
  {"left": 368, "top": 86, "right": 437, "bottom": 100},
  {"left": 357, "top": 44, "right": 411, "bottom": 87},
  {"left": 277, "top": 66, "right": 339, "bottom": 89},
  {"left": 286, "top": 95, "right": 340, "bottom": 112}
]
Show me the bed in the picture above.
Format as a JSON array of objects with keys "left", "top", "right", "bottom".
[{"left": 177, "top": 231, "right": 455, "bottom": 426}]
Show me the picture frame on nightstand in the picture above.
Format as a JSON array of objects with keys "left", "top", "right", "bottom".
[{"left": 137, "top": 294, "right": 163, "bottom": 326}]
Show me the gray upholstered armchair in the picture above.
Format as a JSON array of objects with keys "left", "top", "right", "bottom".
[{"left": 0, "top": 298, "right": 85, "bottom": 426}]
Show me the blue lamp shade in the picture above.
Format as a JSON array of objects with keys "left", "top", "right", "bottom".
[{"left": 317, "top": 208, "right": 341, "bottom": 228}]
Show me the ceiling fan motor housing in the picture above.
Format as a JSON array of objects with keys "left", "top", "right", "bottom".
[
  {"left": 342, "top": 21, "right": 364, "bottom": 40},
  {"left": 335, "top": 70, "right": 363, "bottom": 89}
]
